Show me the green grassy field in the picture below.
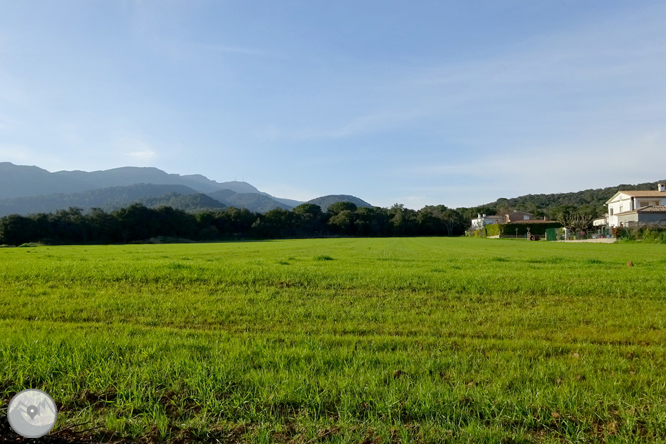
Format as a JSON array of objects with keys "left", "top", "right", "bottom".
[{"left": 1, "top": 238, "right": 666, "bottom": 443}]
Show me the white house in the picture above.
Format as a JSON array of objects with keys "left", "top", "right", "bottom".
[
  {"left": 470, "top": 211, "right": 540, "bottom": 230},
  {"left": 606, "top": 183, "right": 666, "bottom": 227},
  {"left": 470, "top": 214, "right": 504, "bottom": 230}
]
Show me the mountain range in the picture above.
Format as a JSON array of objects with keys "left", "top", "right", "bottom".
[
  {"left": 0, "top": 162, "right": 372, "bottom": 216},
  {"left": 1, "top": 162, "right": 662, "bottom": 219}
]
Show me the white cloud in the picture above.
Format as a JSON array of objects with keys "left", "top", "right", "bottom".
[
  {"left": 128, "top": 150, "right": 157, "bottom": 160},
  {"left": 115, "top": 137, "right": 158, "bottom": 162}
]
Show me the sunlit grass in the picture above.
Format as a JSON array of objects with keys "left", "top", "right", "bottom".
[{"left": 1, "top": 238, "right": 665, "bottom": 443}]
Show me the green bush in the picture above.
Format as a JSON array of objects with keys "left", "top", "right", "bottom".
[
  {"left": 485, "top": 224, "right": 500, "bottom": 237},
  {"left": 614, "top": 225, "right": 666, "bottom": 243}
]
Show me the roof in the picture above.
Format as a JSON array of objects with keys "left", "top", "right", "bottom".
[
  {"left": 472, "top": 215, "right": 503, "bottom": 220},
  {"left": 618, "top": 191, "right": 666, "bottom": 197},
  {"left": 606, "top": 190, "right": 666, "bottom": 203},
  {"left": 508, "top": 219, "right": 559, "bottom": 224},
  {"left": 637, "top": 205, "right": 666, "bottom": 213},
  {"left": 615, "top": 205, "right": 666, "bottom": 216}
]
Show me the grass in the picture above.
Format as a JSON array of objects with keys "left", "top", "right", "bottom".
[{"left": 1, "top": 237, "right": 666, "bottom": 443}]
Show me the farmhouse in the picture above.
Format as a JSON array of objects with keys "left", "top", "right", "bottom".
[
  {"left": 505, "top": 211, "right": 532, "bottom": 222},
  {"left": 606, "top": 183, "right": 666, "bottom": 227},
  {"left": 470, "top": 214, "right": 504, "bottom": 229},
  {"left": 470, "top": 212, "right": 533, "bottom": 229},
  {"left": 471, "top": 211, "right": 559, "bottom": 229}
]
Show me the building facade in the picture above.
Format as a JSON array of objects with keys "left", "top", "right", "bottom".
[
  {"left": 470, "top": 214, "right": 504, "bottom": 230},
  {"left": 606, "top": 183, "right": 666, "bottom": 227}
]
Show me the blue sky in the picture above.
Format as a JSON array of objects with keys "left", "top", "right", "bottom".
[{"left": 1, "top": 1, "right": 665, "bottom": 208}]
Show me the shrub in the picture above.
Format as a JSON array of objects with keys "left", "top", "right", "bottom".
[
  {"left": 614, "top": 225, "right": 666, "bottom": 243},
  {"left": 485, "top": 224, "right": 500, "bottom": 237}
]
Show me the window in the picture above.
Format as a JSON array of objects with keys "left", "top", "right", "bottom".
[{"left": 610, "top": 208, "right": 613, "bottom": 216}]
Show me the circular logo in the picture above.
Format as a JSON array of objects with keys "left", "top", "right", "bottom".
[{"left": 7, "top": 389, "right": 58, "bottom": 438}]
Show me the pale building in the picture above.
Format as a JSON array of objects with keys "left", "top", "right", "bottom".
[
  {"left": 470, "top": 214, "right": 504, "bottom": 230},
  {"left": 606, "top": 183, "right": 666, "bottom": 227}
]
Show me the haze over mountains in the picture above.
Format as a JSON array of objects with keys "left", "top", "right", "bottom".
[{"left": 0, "top": 162, "right": 371, "bottom": 216}]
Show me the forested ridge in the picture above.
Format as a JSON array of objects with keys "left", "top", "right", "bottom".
[
  {"left": 0, "top": 202, "right": 467, "bottom": 245},
  {"left": 457, "top": 179, "right": 666, "bottom": 221}
]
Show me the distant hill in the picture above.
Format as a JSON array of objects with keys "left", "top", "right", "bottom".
[
  {"left": 0, "top": 184, "right": 225, "bottom": 216},
  {"left": 270, "top": 197, "right": 304, "bottom": 207},
  {"left": 0, "top": 162, "right": 297, "bottom": 207},
  {"left": 306, "top": 195, "right": 372, "bottom": 212},
  {"left": 206, "top": 189, "right": 292, "bottom": 213},
  {"left": 139, "top": 193, "right": 227, "bottom": 213},
  {"left": 213, "top": 181, "right": 262, "bottom": 194},
  {"left": 211, "top": 181, "right": 303, "bottom": 207},
  {"left": 0, "top": 162, "right": 94, "bottom": 199},
  {"left": 466, "top": 180, "right": 666, "bottom": 218},
  {"left": 53, "top": 166, "right": 229, "bottom": 193}
]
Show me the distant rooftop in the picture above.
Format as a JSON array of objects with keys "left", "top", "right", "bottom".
[
  {"left": 615, "top": 205, "right": 666, "bottom": 216},
  {"left": 617, "top": 190, "right": 666, "bottom": 197}
]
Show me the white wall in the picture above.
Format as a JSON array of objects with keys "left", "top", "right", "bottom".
[{"left": 607, "top": 193, "right": 666, "bottom": 227}]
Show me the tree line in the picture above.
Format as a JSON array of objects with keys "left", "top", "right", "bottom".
[{"left": 0, "top": 202, "right": 468, "bottom": 245}]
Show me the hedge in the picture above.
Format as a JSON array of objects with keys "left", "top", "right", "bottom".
[
  {"left": 498, "top": 222, "right": 562, "bottom": 236},
  {"left": 485, "top": 224, "right": 501, "bottom": 237}
]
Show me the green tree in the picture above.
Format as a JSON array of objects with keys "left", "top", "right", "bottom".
[
  {"left": 328, "top": 210, "right": 355, "bottom": 235},
  {"left": 327, "top": 201, "right": 358, "bottom": 215},
  {"left": 293, "top": 203, "right": 324, "bottom": 234}
]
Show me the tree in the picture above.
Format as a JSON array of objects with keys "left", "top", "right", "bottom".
[
  {"left": 327, "top": 201, "right": 357, "bottom": 215},
  {"left": 293, "top": 204, "right": 324, "bottom": 234},
  {"left": 354, "top": 207, "right": 389, "bottom": 236},
  {"left": 252, "top": 208, "right": 294, "bottom": 238},
  {"left": 113, "top": 203, "right": 156, "bottom": 242},
  {"left": 555, "top": 206, "right": 595, "bottom": 233},
  {"left": 416, "top": 205, "right": 447, "bottom": 235},
  {"left": 328, "top": 210, "right": 355, "bottom": 235},
  {"left": 0, "top": 215, "right": 38, "bottom": 245},
  {"left": 388, "top": 204, "right": 417, "bottom": 236},
  {"left": 441, "top": 208, "right": 465, "bottom": 236}
]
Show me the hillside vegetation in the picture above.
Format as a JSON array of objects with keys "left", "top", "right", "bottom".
[
  {"left": 461, "top": 179, "right": 666, "bottom": 220},
  {"left": 1, "top": 238, "right": 665, "bottom": 443},
  {"left": 206, "top": 189, "right": 292, "bottom": 213},
  {"left": 0, "top": 184, "right": 226, "bottom": 216},
  {"left": 306, "top": 194, "right": 373, "bottom": 212}
]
